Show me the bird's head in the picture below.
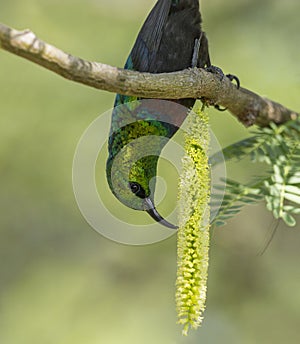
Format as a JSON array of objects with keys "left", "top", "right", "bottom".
[
  {"left": 106, "top": 152, "right": 177, "bottom": 230},
  {"left": 107, "top": 101, "right": 182, "bottom": 230}
]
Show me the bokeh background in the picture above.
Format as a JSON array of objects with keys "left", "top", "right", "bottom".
[{"left": 1, "top": 0, "right": 300, "bottom": 343}]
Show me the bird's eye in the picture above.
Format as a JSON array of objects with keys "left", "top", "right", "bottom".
[
  {"left": 130, "top": 182, "right": 140, "bottom": 194},
  {"left": 129, "top": 182, "right": 146, "bottom": 199}
]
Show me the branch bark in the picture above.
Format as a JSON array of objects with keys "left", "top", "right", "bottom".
[{"left": 0, "top": 23, "right": 298, "bottom": 127}]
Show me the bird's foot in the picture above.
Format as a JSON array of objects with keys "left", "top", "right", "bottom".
[
  {"left": 205, "top": 66, "right": 240, "bottom": 88},
  {"left": 205, "top": 65, "right": 225, "bottom": 80},
  {"left": 204, "top": 67, "right": 240, "bottom": 111}
]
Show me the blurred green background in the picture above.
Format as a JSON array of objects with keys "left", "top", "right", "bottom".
[{"left": 1, "top": 0, "right": 300, "bottom": 343}]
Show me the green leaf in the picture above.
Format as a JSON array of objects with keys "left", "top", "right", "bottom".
[
  {"left": 282, "top": 212, "right": 296, "bottom": 227},
  {"left": 285, "top": 185, "right": 300, "bottom": 195},
  {"left": 284, "top": 193, "right": 300, "bottom": 204},
  {"left": 214, "top": 220, "right": 226, "bottom": 227}
]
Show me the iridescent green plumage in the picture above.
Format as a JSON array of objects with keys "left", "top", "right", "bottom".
[{"left": 107, "top": 100, "right": 180, "bottom": 210}]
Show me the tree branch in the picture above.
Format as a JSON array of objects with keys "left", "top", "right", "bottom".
[{"left": 0, "top": 23, "right": 298, "bottom": 127}]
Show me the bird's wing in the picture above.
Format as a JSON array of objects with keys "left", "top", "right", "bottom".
[{"left": 125, "top": 0, "right": 172, "bottom": 72}]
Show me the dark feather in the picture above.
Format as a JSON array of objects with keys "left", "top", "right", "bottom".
[
  {"left": 129, "top": 0, "right": 172, "bottom": 72},
  {"left": 127, "top": 0, "right": 210, "bottom": 74}
]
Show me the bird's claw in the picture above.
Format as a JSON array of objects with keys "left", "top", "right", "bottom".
[
  {"left": 226, "top": 73, "right": 240, "bottom": 89},
  {"left": 204, "top": 69, "right": 240, "bottom": 111},
  {"left": 214, "top": 104, "right": 227, "bottom": 112}
]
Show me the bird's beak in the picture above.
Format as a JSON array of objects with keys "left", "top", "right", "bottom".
[{"left": 144, "top": 198, "right": 178, "bottom": 230}]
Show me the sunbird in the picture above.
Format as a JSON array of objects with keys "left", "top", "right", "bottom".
[{"left": 106, "top": 0, "right": 227, "bottom": 228}]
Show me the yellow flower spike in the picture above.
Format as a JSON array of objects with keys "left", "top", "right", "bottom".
[{"left": 176, "top": 107, "right": 210, "bottom": 336}]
